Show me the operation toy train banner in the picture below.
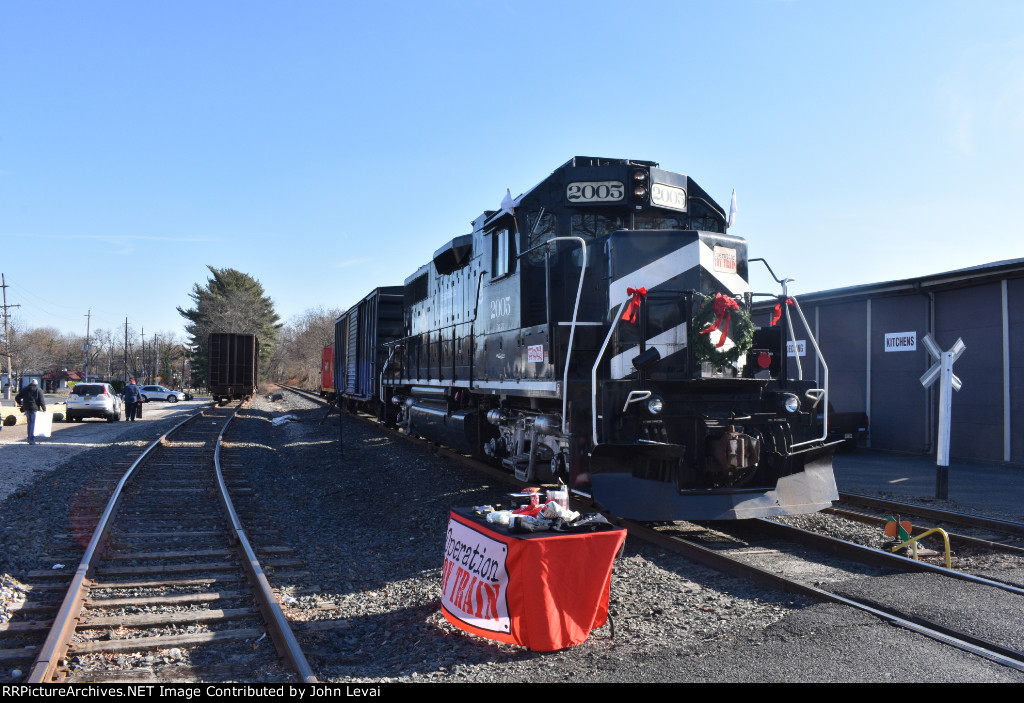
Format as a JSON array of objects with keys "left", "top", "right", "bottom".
[
  {"left": 441, "top": 517, "right": 510, "bottom": 634},
  {"left": 441, "top": 509, "right": 627, "bottom": 651}
]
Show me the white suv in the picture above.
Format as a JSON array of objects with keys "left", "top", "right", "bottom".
[
  {"left": 139, "top": 385, "right": 186, "bottom": 403},
  {"left": 67, "top": 383, "right": 122, "bottom": 422}
]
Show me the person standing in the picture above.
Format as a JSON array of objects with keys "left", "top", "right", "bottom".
[
  {"left": 123, "top": 379, "right": 141, "bottom": 422},
  {"left": 15, "top": 379, "right": 46, "bottom": 445}
]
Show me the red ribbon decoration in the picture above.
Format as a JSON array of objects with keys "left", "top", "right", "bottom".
[
  {"left": 621, "top": 287, "right": 647, "bottom": 324},
  {"left": 770, "top": 297, "right": 795, "bottom": 326},
  {"left": 699, "top": 293, "right": 740, "bottom": 348}
]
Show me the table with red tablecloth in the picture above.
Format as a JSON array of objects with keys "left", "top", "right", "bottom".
[{"left": 440, "top": 507, "right": 627, "bottom": 652}]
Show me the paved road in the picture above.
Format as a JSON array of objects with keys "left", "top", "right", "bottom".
[
  {"left": 0, "top": 398, "right": 209, "bottom": 501},
  {"left": 834, "top": 450, "right": 1024, "bottom": 521}
]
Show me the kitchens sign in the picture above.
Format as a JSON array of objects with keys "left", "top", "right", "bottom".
[{"left": 884, "top": 331, "right": 917, "bottom": 352}]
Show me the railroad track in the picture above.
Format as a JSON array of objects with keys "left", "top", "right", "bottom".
[
  {"left": 281, "top": 384, "right": 1024, "bottom": 672},
  {"left": 629, "top": 516, "right": 1024, "bottom": 672},
  {"left": 834, "top": 492, "right": 1024, "bottom": 545},
  {"left": 25, "top": 403, "right": 316, "bottom": 683}
]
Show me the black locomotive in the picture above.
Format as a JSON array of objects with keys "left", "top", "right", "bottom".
[{"left": 335, "top": 157, "right": 839, "bottom": 520}]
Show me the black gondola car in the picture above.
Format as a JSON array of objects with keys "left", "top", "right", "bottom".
[
  {"left": 208, "top": 333, "right": 259, "bottom": 403},
  {"left": 333, "top": 287, "right": 404, "bottom": 421}
]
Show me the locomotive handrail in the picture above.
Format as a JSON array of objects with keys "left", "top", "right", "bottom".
[
  {"left": 782, "top": 279, "right": 804, "bottom": 381},
  {"left": 379, "top": 344, "right": 398, "bottom": 403},
  {"left": 518, "top": 236, "right": 588, "bottom": 434},
  {"left": 750, "top": 258, "right": 831, "bottom": 449},
  {"left": 786, "top": 294, "right": 830, "bottom": 449},
  {"left": 592, "top": 298, "right": 632, "bottom": 446}
]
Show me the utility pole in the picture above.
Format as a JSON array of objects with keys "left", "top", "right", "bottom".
[
  {"left": 83, "top": 309, "right": 92, "bottom": 382},
  {"left": 124, "top": 318, "right": 129, "bottom": 382},
  {"left": 1, "top": 274, "right": 20, "bottom": 399},
  {"left": 141, "top": 329, "right": 146, "bottom": 384}
]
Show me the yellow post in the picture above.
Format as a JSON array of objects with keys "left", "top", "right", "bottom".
[{"left": 890, "top": 528, "right": 952, "bottom": 569}]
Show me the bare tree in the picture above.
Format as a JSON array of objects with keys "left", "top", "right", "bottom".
[{"left": 268, "top": 307, "right": 341, "bottom": 388}]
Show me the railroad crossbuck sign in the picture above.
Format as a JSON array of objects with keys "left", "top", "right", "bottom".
[{"left": 918, "top": 334, "right": 966, "bottom": 498}]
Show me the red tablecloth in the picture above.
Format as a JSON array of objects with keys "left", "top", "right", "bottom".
[{"left": 441, "top": 508, "right": 626, "bottom": 651}]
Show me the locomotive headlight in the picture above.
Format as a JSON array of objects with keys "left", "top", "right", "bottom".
[
  {"left": 633, "top": 185, "right": 649, "bottom": 199},
  {"left": 781, "top": 393, "right": 800, "bottom": 413},
  {"left": 647, "top": 396, "right": 664, "bottom": 415}
]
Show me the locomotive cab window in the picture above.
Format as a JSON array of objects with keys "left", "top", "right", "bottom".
[
  {"left": 491, "top": 227, "right": 516, "bottom": 279},
  {"left": 635, "top": 214, "right": 687, "bottom": 230},
  {"left": 570, "top": 212, "right": 624, "bottom": 239},
  {"left": 525, "top": 210, "right": 558, "bottom": 264}
]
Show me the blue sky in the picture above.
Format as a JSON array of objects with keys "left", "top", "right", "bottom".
[{"left": 3, "top": 0, "right": 1023, "bottom": 342}]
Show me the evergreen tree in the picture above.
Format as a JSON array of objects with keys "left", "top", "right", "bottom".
[{"left": 177, "top": 266, "right": 281, "bottom": 385}]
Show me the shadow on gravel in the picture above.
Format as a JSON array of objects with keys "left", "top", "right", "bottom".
[{"left": 298, "top": 600, "right": 554, "bottom": 680}]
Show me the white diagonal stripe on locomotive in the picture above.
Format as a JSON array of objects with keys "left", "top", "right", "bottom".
[
  {"left": 696, "top": 237, "right": 749, "bottom": 297},
  {"left": 605, "top": 230, "right": 748, "bottom": 375},
  {"left": 608, "top": 237, "right": 747, "bottom": 311},
  {"left": 606, "top": 232, "right": 700, "bottom": 377},
  {"left": 608, "top": 238, "right": 701, "bottom": 310},
  {"left": 610, "top": 321, "right": 689, "bottom": 380}
]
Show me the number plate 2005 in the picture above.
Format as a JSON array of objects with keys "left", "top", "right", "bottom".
[{"left": 566, "top": 181, "right": 624, "bottom": 203}]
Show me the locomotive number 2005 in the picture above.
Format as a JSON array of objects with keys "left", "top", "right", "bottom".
[
  {"left": 651, "top": 182, "right": 687, "bottom": 211},
  {"left": 490, "top": 296, "right": 512, "bottom": 319},
  {"left": 566, "top": 181, "right": 624, "bottom": 203}
]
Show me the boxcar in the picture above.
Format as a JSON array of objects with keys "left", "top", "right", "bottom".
[
  {"left": 333, "top": 287, "right": 404, "bottom": 420},
  {"left": 320, "top": 343, "right": 336, "bottom": 400},
  {"left": 208, "top": 333, "right": 259, "bottom": 403}
]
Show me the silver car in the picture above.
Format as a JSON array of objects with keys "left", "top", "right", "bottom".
[
  {"left": 139, "top": 384, "right": 186, "bottom": 403},
  {"left": 66, "top": 383, "right": 122, "bottom": 422}
]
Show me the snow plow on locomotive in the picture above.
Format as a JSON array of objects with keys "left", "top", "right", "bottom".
[{"left": 341, "top": 157, "right": 840, "bottom": 520}]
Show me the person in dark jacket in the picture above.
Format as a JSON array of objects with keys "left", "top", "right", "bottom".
[
  {"left": 122, "top": 379, "right": 141, "bottom": 422},
  {"left": 15, "top": 379, "right": 46, "bottom": 445}
]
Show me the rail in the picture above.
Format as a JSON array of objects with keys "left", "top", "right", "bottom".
[
  {"left": 623, "top": 516, "right": 1024, "bottom": 672},
  {"left": 214, "top": 411, "right": 318, "bottom": 682},
  {"left": 27, "top": 409, "right": 204, "bottom": 683},
  {"left": 28, "top": 403, "right": 317, "bottom": 684}
]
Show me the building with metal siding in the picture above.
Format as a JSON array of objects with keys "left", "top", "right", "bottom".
[{"left": 752, "top": 259, "right": 1024, "bottom": 464}]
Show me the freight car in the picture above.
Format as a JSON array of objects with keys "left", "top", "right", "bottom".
[
  {"left": 337, "top": 157, "right": 840, "bottom": 520},
  {"left": 320, "top": 343, "right": 336, "bottom": 401},
  {"left": 333, "top": 287, "right": 404, "bottom": 422},
  {"left": 208, "top": 333, "right": 260, "bottom": 404}
]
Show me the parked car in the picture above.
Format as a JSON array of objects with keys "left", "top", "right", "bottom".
[
  {"left": 66, "top": 383, "right": 122, "bottom": 422},
  {"left": 139, "top": 385, "right": 187, "bottom": 403}
]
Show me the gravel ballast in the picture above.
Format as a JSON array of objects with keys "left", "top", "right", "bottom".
[{"left": 1, "top": 391, "right": 1022, "bottom": 683}]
